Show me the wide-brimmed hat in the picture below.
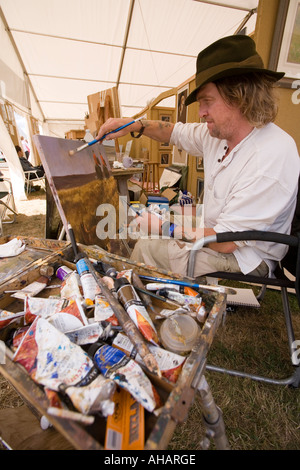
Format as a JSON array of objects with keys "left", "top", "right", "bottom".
[{"left": 185, "top": 35, "right": 284, "bottom": 106}]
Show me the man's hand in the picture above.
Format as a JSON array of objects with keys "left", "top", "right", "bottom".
[
  {"left": 130, "top": 210, "right": 163, "bottom": 237},
  {"left": 97, "top": 118, "right": 137, "bottom": 141}
]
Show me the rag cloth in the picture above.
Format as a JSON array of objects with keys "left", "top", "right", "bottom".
[{"left": 0, "top": 238, "right": 26, "bottom": 258}]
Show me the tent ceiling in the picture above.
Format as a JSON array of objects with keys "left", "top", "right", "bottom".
[{"left": 0, "top": 0, "right": 258, "bottom": 123}]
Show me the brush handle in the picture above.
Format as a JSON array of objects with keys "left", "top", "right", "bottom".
[
  {"left": 139, "top": 275, "right": 236, "bottom": 295},
  {"left": 70, "top": 120, "right": 136, "bottom": 155}
]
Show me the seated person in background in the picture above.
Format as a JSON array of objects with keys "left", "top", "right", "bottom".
[
  {"left": 97, "top": 35, "right": 300, "bottom": 279},
  {"left": 15, "top": 145, "right": 44, "bottom": 178}
]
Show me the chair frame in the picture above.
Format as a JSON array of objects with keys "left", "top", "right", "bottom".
[
  {"left": 187, "top": 230, "right": 300, "bottom": 387},
  {"left": 24, "top": 169, "right": 46, "bottom": 195},
  {"left": 0, "top": 177, "right": 18, "bottom": 236}
]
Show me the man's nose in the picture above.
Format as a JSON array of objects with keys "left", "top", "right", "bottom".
[{"left": 198, "top": 104, "right": 208, "bottom": 119}]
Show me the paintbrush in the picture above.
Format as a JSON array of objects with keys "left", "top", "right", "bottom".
[
  {"left": 139, "top": 275, "right": 237, "bottom": 295},
  {"left": 69, "top": 120, "right": 136, "bottom": 156}
]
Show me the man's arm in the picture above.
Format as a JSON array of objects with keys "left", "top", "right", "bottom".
[
  {"left": 133, "top": 212, "right": 237, "bottom": 253},
  {"left": 173, "top": 225, "right": 237, "bottom": 253},
  {"left": 97, "top": 118, "right": 174, "bottom": 144}
]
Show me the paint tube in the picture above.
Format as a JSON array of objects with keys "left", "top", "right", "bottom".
[
  {"left": 0, "top": 317, "right": 25, "bottom": 345},
  {"left": 101, "top": 276, "right": 116, "bottom": 292},
  {"left": 76, "top": 258, "right": 101, "bottom": 303},
  {"left": 89, "top": 342, "right": 162, "bottom": 413},
  {"left": 64, "top": 374, "right": 116, "bottom": 417},
  {"left": 11, "top": 326, "right": 30, "bottom": 352},
  {"left": 97, "top": 261, "right": 117, "bottom": 279},
  {"left": 13, "top": 317, "right": 96, "bottom": 391},
  {"left": 0, "top": 309, "right": 24, "bottom": 329},
  {"left": 47, "top": 298, "right": 89, "bottom": 333},
  {"left": 114, "top": 277, "right": 159, "bottom": 345},
  {"left": 105, "top": 388, "right": 144, "bottom": 450},
  {"left": 60, "top": 271, "right": 83, "bottom": 303},
  {"left": 146, "top": 282, "right": 200, "bottom": 297},
  {"left": 116, "top": 268, "right": 133, "bottom": 283},
  {"left": 55, "top": 265, "right": 74, "bottom": 282},
  {"left": 156, "top": 288, "right": 205, "bottom": 318},
  {"left": 94, "top": 294, "right": 119, "bottom": 326},
  {"left": 47, "top": 407, "right": 95, "bottom": 425},
  {"left": 153, "top": 307, "right": 188, "bottom": 319},
  {"left": 65, "top": 321, "right": 112, "bottom": 345},
  {"left": 24, "top": 297, "right": 68, "bottom": 324},
  {"left": 11, "top": 276, "right": 51, "bottom": 300},
  {"left": 112, "top": 332, "right": 186, "bottom": 384}
]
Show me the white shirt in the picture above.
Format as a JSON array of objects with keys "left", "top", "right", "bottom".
[{"left": 170, "top": 122, "right": 300, "bottom": 274}]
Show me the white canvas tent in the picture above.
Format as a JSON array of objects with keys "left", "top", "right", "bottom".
[{"left": 0, "top": 0, "right": 258, "bottom": 139}]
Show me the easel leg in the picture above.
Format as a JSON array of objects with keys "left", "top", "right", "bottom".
[{"left": 197, "top": 375, "right": 230, "bottom": 450}]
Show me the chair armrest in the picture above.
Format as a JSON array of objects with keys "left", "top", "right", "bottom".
[{"left": 187, "top": 230, "right": 299, "bottom": 278}]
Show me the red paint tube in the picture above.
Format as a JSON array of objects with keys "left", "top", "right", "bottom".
[{"left": 114, "top": 277, "right": 159, "bottom": 345}]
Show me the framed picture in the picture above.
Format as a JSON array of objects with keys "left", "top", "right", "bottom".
[
  {"left": 159, "top": 112, "right": 172, "bottom": 149},
  {"left": 269, "top": 0, "right": 300, "bottom": 88},
  {"left": 196, "top": 177, "right": 204, "bottom": 202},
  {"left": 172, "top": 146, "right": 187, "bottom": 166},
  {"left": 196, "top": 156, "right": 204, "bottom": 171},
  {"left": 159, "top": 151, "right": 171, "bottom": 166},
  {"left": 177, "top": 84, "right": 189, "bottom": 124}
]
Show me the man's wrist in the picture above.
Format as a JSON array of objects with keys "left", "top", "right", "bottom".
[{"left": 130, "top": 119, "right": 145, "bottom": 138}]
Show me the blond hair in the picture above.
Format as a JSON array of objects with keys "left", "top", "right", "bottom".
[{"left": 215, "top": 73, "right": 279, "bottom": 128}]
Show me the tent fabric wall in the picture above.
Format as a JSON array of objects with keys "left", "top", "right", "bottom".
[
  {"left": 0, "top": 0, "right": 258, "bottom": 137},
  {"left": 0, "top": 115, "right": 26, "bottom": 201}
]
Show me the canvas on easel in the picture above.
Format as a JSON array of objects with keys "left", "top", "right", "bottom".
[{"left": 34, "top": 135, "right": 126, "bottom": 254}]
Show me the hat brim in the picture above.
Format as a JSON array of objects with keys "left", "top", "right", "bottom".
[{"left": 185, "top": 67, "right": 285, "bottom": 106}]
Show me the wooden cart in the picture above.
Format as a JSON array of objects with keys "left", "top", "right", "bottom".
[{"left": 0, "top": 236, "right": 229, "bottom": 451}]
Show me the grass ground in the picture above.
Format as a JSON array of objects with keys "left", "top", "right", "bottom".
[{"left": 168, "top": 283, "right": 300, "bottom": 450}]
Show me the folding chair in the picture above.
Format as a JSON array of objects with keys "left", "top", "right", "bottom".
[
  {"left": 0, "top": 176, "right": 18, "bottom": 236},
  {"left": 24, "top": 169, "right": 46, "bottom": 195},
  {"left": 187, "top": 230, "right": 300, "bottom": 387}
]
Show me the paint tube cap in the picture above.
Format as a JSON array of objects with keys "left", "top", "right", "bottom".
[{"left": 160, "top": 314, "right": 200, "bottom": 355}]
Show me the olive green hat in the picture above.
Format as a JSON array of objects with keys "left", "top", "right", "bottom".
[{"left": 185, "top": 35, "right": 284, "bottom": 106}]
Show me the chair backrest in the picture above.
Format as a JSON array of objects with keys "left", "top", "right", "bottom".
[{"left": 281, "top": 178, "right": 300, "bottom": 276}]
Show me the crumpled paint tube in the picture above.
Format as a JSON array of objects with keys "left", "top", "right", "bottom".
[
  {"left": 0, "top": 309, "right": 24, "bottom": 329},
  {"left": 12, "top": 326, "right": 30, "bottom": 352},
  {"left": 47, "top": 298, "right": 89, "bottom": 333},
  {"left": 24, "top": 297, "right": 68, "bottom": 324},
  {"left": 24, "top": 297, "right": 88, "bottom": 334},
  {"left": 94, "top": 294, "right": 119, "bottom": 326},
  {"left": 89, "top": 342, "right": 162, "bottom": 413},
  {"left": 13, "top": 317, "right": 95, "bottom": 391},
  {"left": 156, "top": 288, "right": 207, "bottom": 320},
  {"left": 112, "top": 332, "right": 186, "bottom": 384},
  {"left": 65, "top": 322, "right": 112, "bottom": 345},
  {"left": 60, "top": 271, "right": 83, "bottom": 303},
  {"left": 65, "top": 374, "right": 116, "bottom": 417},
  {"left": 114, "top": 277, "right": 159, "bottom": 345},
  {"left": 11, "top": 276, "right": 51, "bottom": 299}
]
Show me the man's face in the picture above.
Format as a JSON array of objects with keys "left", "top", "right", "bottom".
[{"left": 196, "top": 82, "right": 242, "bottom": 141}]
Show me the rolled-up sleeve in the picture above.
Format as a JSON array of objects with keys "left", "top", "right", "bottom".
[{"left": 170, "top": 122, "right": 205, "bottom": 156}]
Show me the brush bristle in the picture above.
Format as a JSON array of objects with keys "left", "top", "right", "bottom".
[{"left": 69, "top": 150, "right": 75, "bottom": 156}]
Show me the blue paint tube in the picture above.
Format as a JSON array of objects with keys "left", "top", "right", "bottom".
[
  {"left": 76, "top": 258, "right": 101, "bottom": 303},
  {"left": 89, "top": 342, "right": 161, "bottom": 413}
]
